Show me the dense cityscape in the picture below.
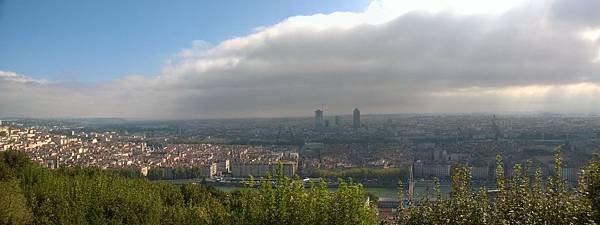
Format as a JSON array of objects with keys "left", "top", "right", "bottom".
[
  {"left": 2, "top": 111, "right": 598, "bottom": 181},
  {"left": 3, "top": 111, "right": 600, "bottom": 222}
]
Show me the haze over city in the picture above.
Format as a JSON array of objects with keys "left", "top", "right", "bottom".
[{"left": 1, "top": 0, "right": 600, "bottom": 118}]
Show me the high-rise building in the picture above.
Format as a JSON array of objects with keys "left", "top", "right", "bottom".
[
  {"left": 334, "top": 115, "right": 340, "bottom": 126},
  {"left": 353, "top": 108, "right": 360, "bottom": 130},
  {"left": 314, "top": 109, "right": 324, "bottom": 129}
]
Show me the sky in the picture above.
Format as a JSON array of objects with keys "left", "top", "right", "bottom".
[
  {"left": 1, "top": 0, "right": 600, "bottom": 118},
  {"left": 0, "top": 0, "right": 368, "bottom": 82}
]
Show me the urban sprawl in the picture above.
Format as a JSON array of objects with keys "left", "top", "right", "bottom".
[{"left": 1, "top": 111, "right": 599, "bottom": 184}]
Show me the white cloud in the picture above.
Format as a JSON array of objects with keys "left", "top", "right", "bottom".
[
  {"left": 579, "top": 28, "right": 600, "bottom": 63},
  {"left": 0, "top": 71, "right": 45, "bottom": 84},
  {"left": 2, "top": 0, "right": 600, "bottom": 118}
]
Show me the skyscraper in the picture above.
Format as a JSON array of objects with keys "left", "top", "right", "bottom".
[
  {"left": 353, "top": 108, "right": 360, "bottom": 130},
  {"left": 314, "top": 109, "right": 324, "bottom": 129}
]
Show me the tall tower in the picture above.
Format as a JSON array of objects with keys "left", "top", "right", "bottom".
[
  {"left": 353, "top": 108, "right": 360, "bottom": 130},
  {"left": 408, "top": 162, "right": 415, "bottom": 204},
  {"left": 314, "top": 109, "right": 324, "bottom": 129}
]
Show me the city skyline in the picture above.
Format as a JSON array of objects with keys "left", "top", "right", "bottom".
[{"left": 2, "top": 0, "right": 600, "bottom": 118}]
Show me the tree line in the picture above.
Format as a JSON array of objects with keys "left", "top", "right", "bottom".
[
  {"left": 396, "top": 149, "right": 600, "bottom": 224},
  {"left": 0, "top": 150, "right": 378, "bottom": 225},
  {"left": 2, "top": 148, "right": 600, "bottom": 225},
  {"left": 309, "top": 167, "right": 408, "bottom": 186}
]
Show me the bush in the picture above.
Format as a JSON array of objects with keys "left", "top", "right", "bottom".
[
  {"left": 0, "top": 151, "right": 380, "bottom": 225},
  {"left": 397, "top": 149, "right": 597, "bottom": 225},
  {"left": 0, "top": 179, "right": 32, "bottom": 225}
]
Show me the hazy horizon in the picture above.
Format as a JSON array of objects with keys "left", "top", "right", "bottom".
[
  {"left": 2, "top": 110, "right": 599, "bottom": 121},
  {"left": 2, "top": 0, "right": 600, "bottom": 118}
]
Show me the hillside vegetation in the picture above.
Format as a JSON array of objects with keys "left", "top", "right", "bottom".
[
  {"left": 397, "top": 150, "right": 600, "bottom": 225},
  {"left": 1, "top": 149, "right": 600, "bottom": 225},
  {"left": 0, "top": 150, "right": 378, "bottom": 225}
]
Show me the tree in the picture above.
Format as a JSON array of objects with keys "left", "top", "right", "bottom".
[
  {"left": 583, "top": 154, "right": 600, "bottom": 222},
  {"left": 0, "top": 179, "right": 32, "bottom": 225},
  {"left": 397, "top": 148, "right": 598, "bottom": 225}
]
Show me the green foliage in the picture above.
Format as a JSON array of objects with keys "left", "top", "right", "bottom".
[
  {"left": 311, "top": 167, "right": 408, "bottom": 185},
  {"left": 0, "top": 151, "right": 379, "bottom": 225},
  {"left": 111, "top": 167, "right": 143, "bottom": 178},
  {"left": 397, "top": 148, "right": 598, "bottom": 225},
  {"left": 9, "top": 147, "right": 600, "bottom": 225},
  {"left": 0, "top": 150, "right": 31, "bottom": 181},
  {"left": 583, "top": 154, "right": 600, "bottom": 222},
  {"left": 0, "top": 179, "right": 32, "bottom": 225},
  {"left": 146, "top": 166, "right": 212, "bottom": 180}
]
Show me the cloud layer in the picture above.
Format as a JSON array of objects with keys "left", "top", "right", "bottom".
[{"left": 2, "top": 0, "right": 600, "bottom": 118}]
